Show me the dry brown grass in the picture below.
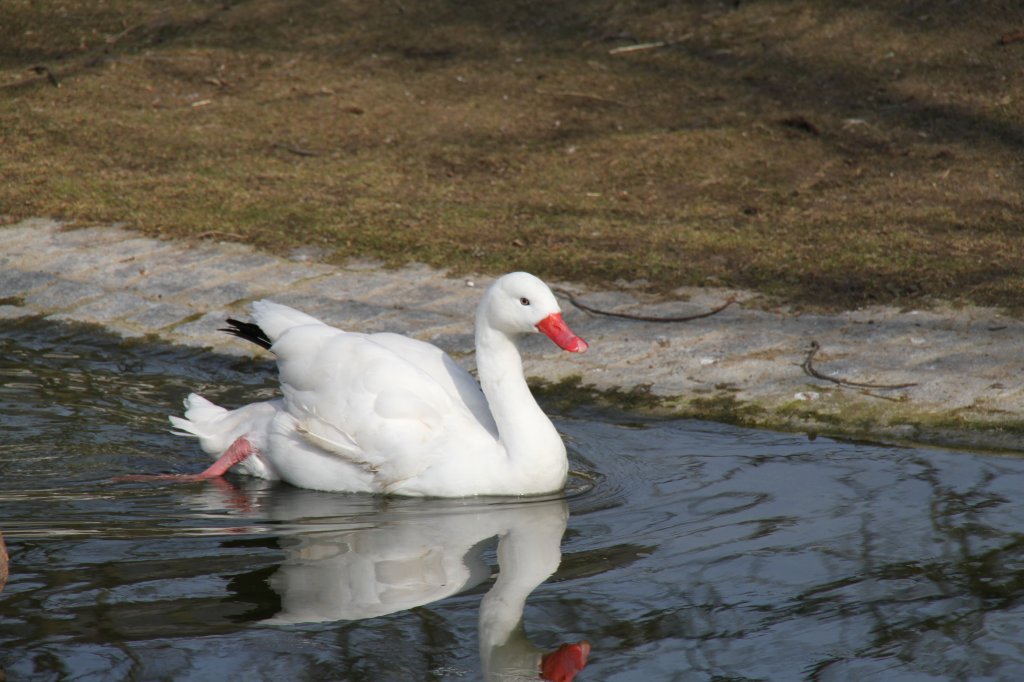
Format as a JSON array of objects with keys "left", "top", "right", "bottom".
[{"left": 2, "top": 0, "right": 1023, "bottom": 309}]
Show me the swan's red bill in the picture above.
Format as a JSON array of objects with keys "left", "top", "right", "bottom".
[
  {"left": 536, "top": 312, "right": 588, "bottom": 353},
  {"left": 541, "top": 641, "right": 591, "bottom": 681}
]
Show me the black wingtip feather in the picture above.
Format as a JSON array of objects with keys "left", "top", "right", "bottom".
[{"left": 220, "top": 318, "right": 273, "bottom": 350}]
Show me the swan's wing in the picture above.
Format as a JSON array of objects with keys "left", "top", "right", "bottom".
[
  {"left": 368, "top": 332, "right": 497, "bottom": 437},
  {"left": 271, "top": 325, "right": 488, "bottom": 488},
  {"left": 249, "top": 301, "right": 495, "bottom": 435}
]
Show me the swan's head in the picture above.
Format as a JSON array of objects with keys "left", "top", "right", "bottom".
[{"left": 480, "top": 272, "right": 588, "bottom": 353}]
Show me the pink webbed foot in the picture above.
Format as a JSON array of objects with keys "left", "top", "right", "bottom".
[{"left": 115, "top": 436, "right": 257, "bottom": 483}]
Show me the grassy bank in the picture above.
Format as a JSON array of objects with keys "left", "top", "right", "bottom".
[{"left": 2, "top": 1, "right": 1022, "bottom": 310}]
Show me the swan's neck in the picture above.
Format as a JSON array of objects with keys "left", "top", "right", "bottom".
[{"left": 475, "top": 324, "right": 567, "bottom": 489}]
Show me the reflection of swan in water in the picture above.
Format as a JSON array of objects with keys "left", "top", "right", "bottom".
[
  {"left": 252, "top": 489, "right": 589, "bottom": 680},
  {"left": 475, "top": 503, "right": 591, "bottom": 681}
]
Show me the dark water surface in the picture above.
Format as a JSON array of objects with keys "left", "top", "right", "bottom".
[{"left": 3, "top": 318, "right": 1024, "bottom": 681}]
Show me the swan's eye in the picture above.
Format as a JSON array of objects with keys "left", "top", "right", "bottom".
[{"left": 519, "top": 297, "right": 531, "bottom": 306}]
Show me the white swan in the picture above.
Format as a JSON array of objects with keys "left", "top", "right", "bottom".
[{"left": 167, "top": 272, "right": 588, "bottom": 497}]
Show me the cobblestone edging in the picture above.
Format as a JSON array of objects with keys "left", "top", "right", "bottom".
[{"left": 4, "top": 218, "right": 1024, "bottom": 450}]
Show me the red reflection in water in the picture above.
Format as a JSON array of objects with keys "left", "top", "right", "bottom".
[
  {"left": 0, "top": 534, "right": 8, "bottom": 593},
  {"left": 541, "top": 641, "right": 591, "bottom": 681}
]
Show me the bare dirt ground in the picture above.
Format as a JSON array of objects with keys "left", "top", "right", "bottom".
[{"left": 2, "top": 1, "right": 1023, "bottom": 311}]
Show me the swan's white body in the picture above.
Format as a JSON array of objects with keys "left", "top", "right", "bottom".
[{"left": 170, "top": 272, "right": 588, "bottom": 497}]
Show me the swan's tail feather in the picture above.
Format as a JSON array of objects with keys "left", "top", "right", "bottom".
[
  {"left": 168, "top": 394, "right": 228, "bottom": 438},
  {"left": 168, "top": 415, "right": 195, "bottom": 436},
  {"left": 221, "top": 319, "right": 273, "bottom": 350},
  {"left": 167, "top": 394, "right": 281, "bottom": 481},
  {"left": 220, "top": 300, "right": 330, "bottom": 350},
  {"left": 168, "top": 393, "right": 280, "bottom": 460}
]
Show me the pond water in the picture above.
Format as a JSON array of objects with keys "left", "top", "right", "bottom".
[{"left": 3, "top": 318, "right": 1024, "bottom": 681}]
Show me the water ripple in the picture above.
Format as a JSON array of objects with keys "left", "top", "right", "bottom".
[{"left": 6, "top": 319, "right": 1024, "bottom": 679}]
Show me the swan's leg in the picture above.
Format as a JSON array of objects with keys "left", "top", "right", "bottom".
[
  {"left": 195, "top": 436, "right": 255, "bottom": 478},
  {"left": 116, "top": 436, "right": 256, "bottom": 482}
]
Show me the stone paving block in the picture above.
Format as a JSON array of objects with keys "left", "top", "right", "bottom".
[
  {"left": 353, "top": 310, "right": 421, "bottom": 335},
  {"left": 0, "top": 269, "right": 54, "bottom": 298},
  {"left": 0, "top": 222, "right": 54, "bottom": 251},
  {"left": 101, "top": 258, "right": 167, "bottom": 287},
  {"left": 209, "top": 249, "right": 280, "bottom": 270},
  {"left": 372, "top": 309, "right": 457, "bottom": 336},
  {"left": 562, "top": 290, "right": 640, "bottom": 312},
  {"left": 48, "top": 291, "right": 149, "bottom": 324},
  {"left": 183, "top": 281, "right": 256, "bottom": 308},
  {"left": 216, "top": 262, "right": 331, "bottom": 301},
  {"left": 304, "top": 299, "right": 394, "bottom": 327},
  {"left": 423, "top": 332, "right": 475, "bottom": 356},
  {"left": 385, "top": 280, "right": 465, "bottom": 309},
  {"left": 44, "top": 225, "right": 132, "bottom": 248},
  {"left": 0, "top": 304, "right": 36, "bottom": 320},
  {"left": 110, "top": 244, "right": 234, "bottom": 283},
  {"left": 172, "top": 308, "right": 226, "bottom": 331},
  {"left": 205, "top": 251, "right": 287, "bottom": 275},
  {"left": 415, "top": 289, "right": 481, "bottom": 316},
  {"left": 40, "top": 248, "right": 121, "bottom": 278},
  {"left": 122, "top": 302, "right": 195, "bottom": 331},
  {"left": 241, "top": 261, "right": 335, "bottom": 293},
  {"left": 129, "top": 269, "right": 208, "bottom": 297},
  {"left": 41, "top": 238, "right": 173, "bottom": 278},
  {"left": 23, "top": 279, "right": 104, "bottom": 311},
  {"left": 261, "top": 292, "right": 327, "bottom": 315},
  {"left": 300, "top": 271, "right": 406, "bottom": 301},
  {"left": 169, "top": 311, "right": 236, "bottom": 349},
  {"left": 340, "top": 258, "right": 387, "bottom": 271},
  {"left": 8, "top": 233, "right": 96, "bottom": 267}
]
